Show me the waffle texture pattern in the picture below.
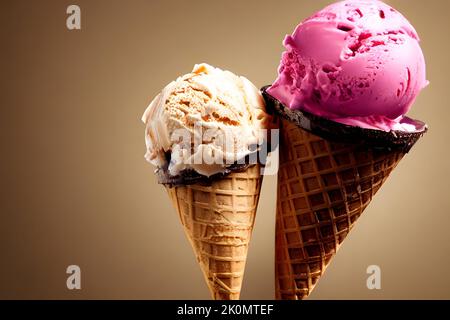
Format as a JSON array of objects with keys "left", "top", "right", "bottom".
[
  {"left": 166, "top": 165, "right": 262, "bottom": 300},
  {"left": 276, "top": 119, "right": 404, "bottom": 299}
]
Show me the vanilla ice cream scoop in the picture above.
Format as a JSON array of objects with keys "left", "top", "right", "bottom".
[{"left": 142, "top": 63, "right": 271, "bottom": 177}]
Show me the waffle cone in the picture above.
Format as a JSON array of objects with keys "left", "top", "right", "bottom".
[
  {"left": 275, "top": 119, "right": 405, "bottom": 299},
  {"left": 166, "top": 164, "right": 263, "bottom": 300}
]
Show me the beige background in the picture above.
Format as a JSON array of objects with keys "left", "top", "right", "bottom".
[{"left": 1, "top": 0, "right": 449, "bottom": 299}]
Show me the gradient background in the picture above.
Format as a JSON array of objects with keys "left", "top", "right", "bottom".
[{"left": 1, "top": 0, "right": 449, "bottom": 299}]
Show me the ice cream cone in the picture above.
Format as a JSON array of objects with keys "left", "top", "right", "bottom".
[
  {"left": 261, "top": 87, "right": 427, "bottom": 300},
  {"left": 165, "top": 164, "right": 263, "bottom": 300},
  {"left": 275, "top": 119, "right": 406, "bottom": 299}
]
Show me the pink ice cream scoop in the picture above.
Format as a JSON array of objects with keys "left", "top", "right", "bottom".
[{"left": 267, "top": 0, "right": 428, "bottom": 132}]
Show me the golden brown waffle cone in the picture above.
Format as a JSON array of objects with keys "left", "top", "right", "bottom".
[
  {"left": 275, "top": 119, "right": 405, "bottom": 300},
  {"left": 166, "top": 164, "right": 263, "bottom": 300}
]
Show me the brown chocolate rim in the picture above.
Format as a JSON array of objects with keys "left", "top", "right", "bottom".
[
  {"left": 157, "top": 162, "right": 255, "bottom": 187},
  {"left": 261, "top": 85, "right": 427, "bottom": 153}
]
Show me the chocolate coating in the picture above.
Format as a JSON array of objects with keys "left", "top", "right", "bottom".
[
  {"left": 261, "top": 85, "right": 427, "bottom": 153},
  {"left": 157, "top": 163, "right": 252, "bottom": 187}
]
